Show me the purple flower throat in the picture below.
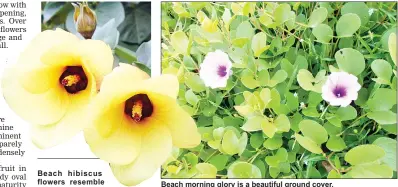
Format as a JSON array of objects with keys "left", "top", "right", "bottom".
[
  {"left": 217, "top": 65, "right": 227, "bottom": 77},
  {"left": 333, "top": 86, "right": 347, "bottom": 98}
]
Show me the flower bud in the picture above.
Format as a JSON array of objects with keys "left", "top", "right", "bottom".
[{"left": 72, "top": 2, "right": 97, "bottom": 39}]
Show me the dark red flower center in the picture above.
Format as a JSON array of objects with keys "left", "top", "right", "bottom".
[
  {"left": 59, "top": 66, "right": 88, "bottom": 94},
  {"left": 124, "top": 94, "right": 153, "bottom": 122}
]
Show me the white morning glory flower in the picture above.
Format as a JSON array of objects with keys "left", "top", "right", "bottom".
[
  {"left": 199, "top": 50, "right": 233, "bottom": 89},
  {"left": 321, "top": 71, "right": 361, "bottom": 107}
]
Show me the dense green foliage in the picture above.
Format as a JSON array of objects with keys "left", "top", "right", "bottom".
[{"left": 161, "top": 2, "right": 397, "bottom": 179}]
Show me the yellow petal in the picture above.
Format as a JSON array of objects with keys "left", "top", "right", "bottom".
[
  {"left": 110, "top": 125, "right": 172, "bottom": 186},
  {"left": 30, "top": 68, "right": 96, "bottom": 148},
  {"left": 100, "top": 63, "right": 150, "bottom": 93},
  {"left": 84, "top": 103, "right": 142, "bottom": 165},
  {"left": 143, "top": 74, "right": 179, "bottom": 99},
  {"left": 40, "top": 41, "right": 82, "bottom": 68},
  {"left": 77, "top": 39, "right": 113, "bottom": 88},
  {"left": 149, "top": 92, "right": 201, "bottom": 148},
  {"left": 2, "top": 66, "right": 69, "bottom": 125},
  {"left": 18, "top": 65, "right": 64, "bottom": 94},
  {"left": 18, "top": 29, "right": 79, "bottom": 66}
]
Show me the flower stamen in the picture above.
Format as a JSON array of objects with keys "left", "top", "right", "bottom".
[
  {"left": 61, "top": 75, "right": 81, "bottom": 87},
  {"left": 132, "top": 100, "right": 143, "bottom": 122},
  {"left": 59, "top": 66, "right": 88, "bottom": 94},
  {"left": 124, "top": 94, "right": 153, "bottom": 122}
]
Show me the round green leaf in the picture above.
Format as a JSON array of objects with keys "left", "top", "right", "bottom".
[
  {"left": 242, "top": 115, "right": 264, "bottom": 132},
  {"left": 295, "top": 134, "right": 323, "bottom": 154},
  {"left": 185, "top": 89, "right": 200, "bottom": 106},
  {"left": 335, "top": 48, "right": 365, "bottom": 76},
  {"left": 222, "top": 130, "right": 240, "bottom": 155},
  {"left": 368, "top": 111, "right": 397, "bottom": 125},
  {"left": 263, "top": 136, "right": 283, "bottom": 150},
  {"left": 171, "top": 31, "right": 189, "bottom": 54},
  {"left": 341, "top": 2, "right": 369, "bottom": 26},
  {"left": 299, "top": 120, "right": 328, "bottom": 145},
  {"left": 252, "top": 32, "right": 269, "bottom": 57},
  {"left": 195, "top": 163, "right": 218, "bottom": 178},
  {"left": 348, "top": 164, "right": 393, "bottom": 178},
  {"left": 227, "top": 162, "right": 262, "bottom": 178},
  {"left": 335, "top": 105, "right": 357, "bottom": 121},
  {"left": 388, "top": 33, "right": 396, "bottom": 65},
  {"left": 336, "top": 13, "right": 361, "bottom": 37},
  {"left": 345, "top": 144, "right": 385, "bottom": 165},
  {"left": 367, "top": 88, "right": 396, "bottom": 111},
  {"left": 208, "top": 155, "right": 230, "bottom": 171},
  {"left": 275, "top": 114, "right": 291, "bottom": 132},
  {"left": 250, "top": 132, "right": 265, "bottom": 149},
  {"left": 312, "top": 24, "right": 333, "bottom": 43},
  {"left": 373, "top": 137, "right": 396, "bottom": 171},
  {"left": 308, "top": 7, "right": 328, "bottom": 28},
  {"left": 274, "top": 4, "right": 292, "bottom": 24},
  {"left": 326, "top": 136, "right": 347, "bottom": 152},
  {"left": 236, "top": 21, "right": 254, "bottom": 39},
  {"left": 371, "top": 59, "right": 392, "bottom": 82},
  {"left": 184, "top": 72, "right": 206, "bottom": 93}
]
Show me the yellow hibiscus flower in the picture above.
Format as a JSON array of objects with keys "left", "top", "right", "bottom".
[
  {"left": 84, "top": 63, "right": 201, "bottom": 186},
  {"left": 1, "top": 29, "right": 113, "bottom": 148}
]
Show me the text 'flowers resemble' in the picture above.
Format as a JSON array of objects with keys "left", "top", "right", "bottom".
[
  {"left": 321, "top": 71, "right": 361, "bottom": 107},
  {"left": 199, "top": 50, "right": 232, "bottom": 89},
  {"left": 84, "top": 64, "right": 201, "bottom": 186},
  {"left": 1, "top": 29, "right": 113, "bottom": 148}
]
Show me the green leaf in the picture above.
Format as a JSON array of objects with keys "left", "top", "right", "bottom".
[
  {"left": 43, "top": 2, "right": 68, "bottom": 23},
  {"left": 92, "top": 19, "right": 120, "bottom": 49},
  {"left": 368, "top": 111, "right": 397, "bottom": 125},
  {"left": 373, "top": 137, "right": 396, "bottom": 171},
  {"left": 299, "top": 120, "right": 328, "bottom": 145},
  {"left": 312, "top": 24, "right": 333, "bottom": 43},
  {"left": 336, "top": 13, "right": 361, "bottom": 37},
  {"left": 273, "top": 4, "right": 292, "bottom": 25},
  {"left": 118, "top": 3, "right": 151, "bottom": 44},
  {"left": 171, "top": 31, "right": 189, "bottom": 55},
  {"left": 326, "top": 136, "right": 347, "bottom": 152},
  {"left": 371, "top": 59, "right": 392, "bottom": 83},
  {"left": 185, "top": 89, "right": 200, "bottom": 106},
  {"left": 335, "top": 48, "right": 365, "bottom": 76},
  {"left": 263, "top": 136, "right": 283, "bottom": 150},
  {"left": 251, "top": 32, "right": 269, "bottom": 57},
  {"left": 348, "top": 163, "right": 393, "bottom": 178},
  {"left": 261, "top": 119, "right": 277, "bottom": 138},
  {"left": 308, "top": 7, "right": 328, "bottom": 28},
  {"left": 184, "top": 72, "right": 206, "bottom": 93},
  {"left": 274, "top": 114, "right": 291, "bottom": 132},
  {"left": 327, "top": 170, "right": 341, "bottom": 179},
  {"left": 341, "top": 2, "right": 369, "bottom": 26},
  {"left": 367, "top": 88, "right": 397, "bottom": 111},
  {"left": 345, "top": 144, "right": 385, "bottom": 165},
  {"left": 96, "top": 2, "right": 125, "bottom": 26},
  {"left": 242, "top": 115, "right": 265, "bottom": 132},
  {"left": 389, "top": 33, "right": 396, "bottom": 65},
  {"left": 296, "top": 69, "right": 326, "bottom": 93},
  {"left": 335, "top": 105, "right": 357, "bottom": 121},
  {"left": 195, "top": 163, "right": 218, "bottom": 178},
  {"left": 227, "top": 162, "right": 262, "bottom": 178},
  {"left": 250, "top": 132, "right": 265, "bottom": 149},
  {"left": 295, "top": 134, "right": 323, "bottom": 154},
  {"left": 265, "top": 148, "right": 288, "bottom": 167},
  {"left": 208, "top": 155, "right": 230, "bottom": 171},
  {"left": 221, "top": 130, "right": 239, "bottom": 155},
  {"left": 236, "top": 21, "right": 254, "bottom": 39}
]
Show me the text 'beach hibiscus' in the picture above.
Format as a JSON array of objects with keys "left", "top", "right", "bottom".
[
  {"left": 84, "top": 64, "right": 201, "bottom": 186},
  {"left": 1, "top": 29, "right": 113, "bottom": 148},
  {"left": 321, "top": 71, "right": 361, "bottom": 107}
]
